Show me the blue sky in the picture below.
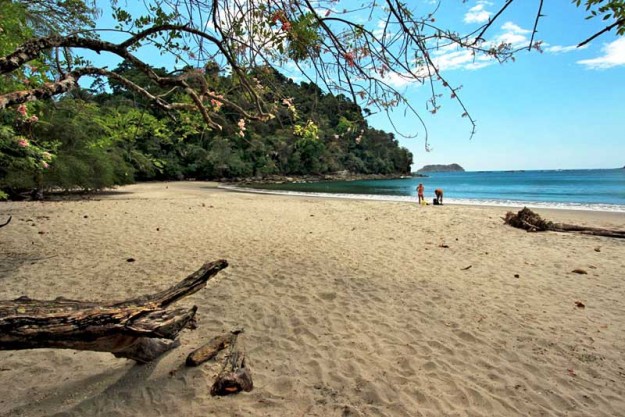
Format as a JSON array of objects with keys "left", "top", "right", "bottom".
[
  {"left": 87, "top": 1, "right": 625, "bottom": 171},
  {"left": 366, "top": 1, "right": 625, "bottom": 171}
]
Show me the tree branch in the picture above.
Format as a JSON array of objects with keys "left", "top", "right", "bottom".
[
  {"left": 578, "top": 17, "right": 625, "bottom": 48},
  {"left": 528, "top": 0, "right": 544, "bottom": 51}
]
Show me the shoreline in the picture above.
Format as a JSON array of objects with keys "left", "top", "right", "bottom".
[{"left": 219, "top": 183, "right": 625, "bottom": 215}]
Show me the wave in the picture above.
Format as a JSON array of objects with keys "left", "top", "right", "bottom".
[{"left": 219, "top": 185, "right": 625, "bottom": 213}]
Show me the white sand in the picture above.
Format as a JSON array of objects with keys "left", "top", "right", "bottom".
[{"left": 1, "top": 181, "right": 624, "bottom": 416}]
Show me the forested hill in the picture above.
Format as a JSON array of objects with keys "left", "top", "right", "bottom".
[
  {"left": 417, "top": 164, "right": 465, "bottom": 173},
  {"left": 1, "top": 64, "right": 412, "bottom": 196}
]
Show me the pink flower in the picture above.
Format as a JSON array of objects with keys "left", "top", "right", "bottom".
[
  {"left": 210, "top": 98, "right": 223, "bottom": 111},
  {"left": 237, "top": 119, "right": 246, "bottom": 137},
  {"left": 28, "top": 115, "right": 39, "bottom": 123},
  {"left": 209, "top": 92, "right": 224, "bottom": 111},
  {"left": 344, "top": 52, "right": 355, "bottom": 67},
  {"left": 17, "top": 138, "right": 29, "bottom": 148},
  {"left": 17, "top": 104, "right": 27, "bottom": 116},
  {"left": 41, "top": 161, "right": 49, "bottom": 169}
]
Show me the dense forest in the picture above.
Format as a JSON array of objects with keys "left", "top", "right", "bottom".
[{"left": 0, "top": 59, "right": 412, "bottom": 198}]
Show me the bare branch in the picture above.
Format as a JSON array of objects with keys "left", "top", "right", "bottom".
[
  {"left": 528, "top": 0, "right": 544, "bottom": 51},
  {"left": 578, "top": 17, "right": 625, "bottom": 48}
]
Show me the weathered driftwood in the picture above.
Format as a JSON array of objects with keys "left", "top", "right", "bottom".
[
  {"left": 186, "top": 328, "right": 243, "bottom": 367},
  {"left": 0, "top": 216, "right": 11, "bottom": 228},
  {"left": 0, "top": 259, "right": 228, "bottom": 363},
  {"left": 504, "top": 207, "right": 625, "bottom": 239},
  {"left": 549, "top": 223, "right": 625, "bottom": 239},
  {"left": 210, "top": 331, "right": 253, "bottom": 396}
]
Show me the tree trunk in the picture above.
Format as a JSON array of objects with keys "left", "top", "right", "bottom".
[{"left": 0, "top": 259, "right": 228, "bottom": 363}]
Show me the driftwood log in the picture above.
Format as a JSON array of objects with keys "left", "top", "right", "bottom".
[
  {"left": 0, "top": 259, "right": 228, "bottom": 363},
  {"left": 0, "top": 216, "right": 11, "bottom": 228},
  {"left": 504, "top": 207, "right": 625, "bottom": 238},
  {"left": 186, "top": 328, "right": 243, "bottom": 367},
  {"left": 210, "top": 330, "right": 253, "bottom": 396}
]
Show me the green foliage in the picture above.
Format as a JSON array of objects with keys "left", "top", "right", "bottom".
[
  {"left": 27, "top": 98, "right": 135, "bottom": 192},
  {"left": 0, "top": 110, "right": 55, "bottom": 196},
  {"left": 0, "top": 54, "right": 413, "bottom": 197},
  {"left": 1, "top": 1, "right": 98, "bottom": 96},
  {"left": 575, "top": 0, "right": 625, "bottom": 34},
  {"left": 294, "top": 120, "right": 320, "bottom": 142},
  {"left": 43, "top": 147, "right": 133, "bottom": 191},
  {"left": 0, "top": 2, "right": 39, "bottom": 95},
  {"left": 20, "top": 0, "right": 98, "bottom": 35},
  {"left": 285, "top": 13, "right": 321, "bottom": 62}
]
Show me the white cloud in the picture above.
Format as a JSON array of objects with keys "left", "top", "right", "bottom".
[
  {"left": 373, "top": 19, "right": 393, "bottom": 39},
  {"left": 500, "top": 22, "right": 530, "bottom": 35},
  {"left": 382, "top": 71, "right": 419, "bottom": 88},
  {"left": 464, "top": 1, "right": 493, "bottom": 24},
  {"left": 577, "top": 38, "right": 625, "bottom": 69},
  {"left": 430, "top": 21, "right": 532, "bottom": 71},
  {"left": 433, "top": 50, "right": 489, "bottom": 71},
  {"left": 494, "top": 21, "right": 531, "bottom": 48},
  {"left": 545, "top": 44, "right": 588, "bottom": 54},
  {"left": 377, "top": 19, "right": 537, "bottom": 88}
]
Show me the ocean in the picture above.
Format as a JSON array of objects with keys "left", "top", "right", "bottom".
[{"left": 226, "top": 169, "right": 625, "bottom": 212}]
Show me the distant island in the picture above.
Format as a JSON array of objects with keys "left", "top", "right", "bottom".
[{"left": 416, "top": 163, "right": 465, "bottom": 173}]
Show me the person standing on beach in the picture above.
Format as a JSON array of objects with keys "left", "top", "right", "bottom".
[
  {"left": 417, "top": 183, "right": 424, "bottom": 204},
  {"left": 435, "top": 188, "right": 443, "bottom": 205}
]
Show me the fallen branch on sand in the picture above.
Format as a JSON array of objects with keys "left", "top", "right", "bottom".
[
  {"left": 504, "top": 208, "right": 625, "bottom": 239},
  {"left": 186, "top": 328, "right": 243, "bottom": 367},
  {"left": 210, "top": 330, "right": 253, "bottom": 396},
  {"left": 186, "top": 328, "right": 253, "bottom": 395},
  {"left": 0, "top": 216, "right": 11, "bottom": 228},
  {"left": 0, "top": 260, "right": 228, "bottom": 363}
]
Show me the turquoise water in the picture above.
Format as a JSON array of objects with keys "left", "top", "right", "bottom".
[{"left": 226, "top": 169, "right": 625, "bottom": 212}]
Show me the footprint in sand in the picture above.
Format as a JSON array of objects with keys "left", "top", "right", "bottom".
[{"left": 319, "top": 292, "right": 337, "bottom": 301}]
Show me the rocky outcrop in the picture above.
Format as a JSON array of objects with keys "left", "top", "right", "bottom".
[
  {"left": 228, "top": 171, "right": 410, "bottom": 185},
  {"left": 416, "top": 163, "right": 465, "bottom": 173}
]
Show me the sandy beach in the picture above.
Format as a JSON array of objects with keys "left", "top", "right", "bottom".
[{"left": 1, "top": 181, "right": 624, "bottom": 417}]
